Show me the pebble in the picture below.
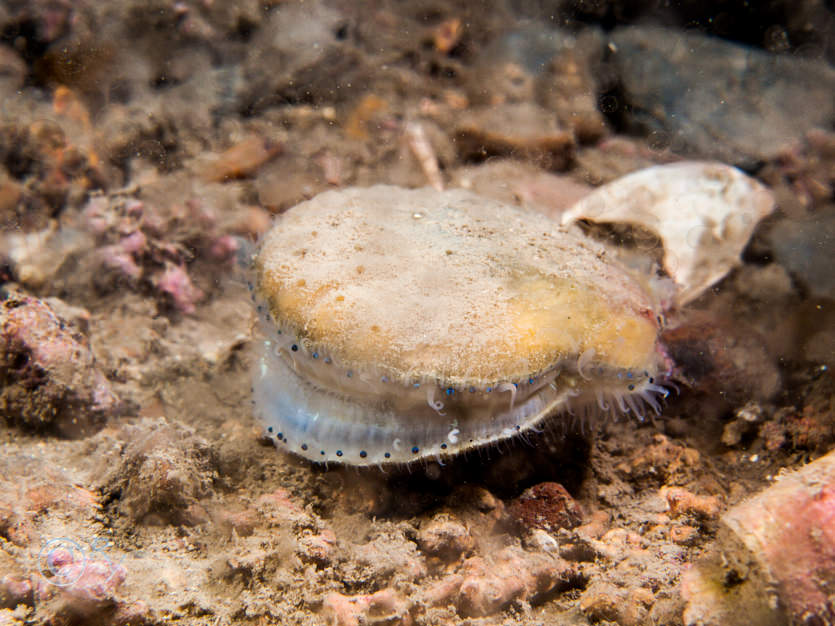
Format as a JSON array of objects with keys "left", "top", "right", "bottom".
[
  {"left": 508, "top": 482, "right": 584, "bottom": 533},
  {"left": 415, "top": 513, "right": 474, "bottom": 562},
  {"left": 0, "top": 293, "right": 120, "bottom": 437}
]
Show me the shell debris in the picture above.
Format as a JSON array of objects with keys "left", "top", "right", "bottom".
[{"left": 561, "top": 162, "right": 775, "bottom": 304}]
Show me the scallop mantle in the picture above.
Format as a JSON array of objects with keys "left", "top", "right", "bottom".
[{"left": 253, "top": 185, "right": 667, "bottom": 466}]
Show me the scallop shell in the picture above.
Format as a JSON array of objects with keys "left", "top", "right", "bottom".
[
  {"left": 561, "top": 162, "right": 775, "bottom": 305},
  {"left": 253, "top": 185, "right": 668, "bottom": 466}
]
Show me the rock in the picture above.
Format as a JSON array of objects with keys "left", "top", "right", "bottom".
[
  {"left": 322, "top": 589, "right": 411, "bottom": 626},
  {"left": 535, "top": 31, "right": 609, "bottom": 143},
  {"left": 0, "top": 293, "right": 120, "bottom": 437},
  {"left": 662, "top": 310, "right": 781, "bottom": 404},
  {"left": 470, "top": 23, "right": 573, "bottom": 106},
  {"left": 415, "top": 513, "right": 474, "bottom": 562},
  {"left": 659, "top": 486, "right": 722, "bottom": 521},
  {"left": 764, "top": 208, "right": 835, "bottom": 300},
  {"left": 682, "top": 450, "right": 835, "bottom": 626},
  {"left": 610, "top": 26, "right": 835, "bottom": 166},
  {"left": 455, "top": 546, "right": 576, "bottom": 617},
  {"left": 452, "top": 159, "right": 592, "bottom": 221},
  {"left": 454, "top": 103, "right": 574, "bottom": 171},
  {"left": 96, "top": 418, "right": 216, "bottom": 526},
  {"left": 721, "top": 402, "right": 765, "bottom": 447},
  {"left": 508, "top": 482, "right": 584, "bottom": 533},
  {"left": 238, "top": 1, "right": 367, "bottom": 113}
]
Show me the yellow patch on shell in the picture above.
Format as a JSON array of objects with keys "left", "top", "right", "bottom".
[{"left": 255, "top": 185, "right": 660, "bottom": 386}]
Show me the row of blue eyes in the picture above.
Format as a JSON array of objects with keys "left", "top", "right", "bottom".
[{"left": 267, "top": 425, "right": 443, "bottom": 459}]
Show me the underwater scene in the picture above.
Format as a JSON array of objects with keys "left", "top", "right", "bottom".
[{"left": 0, "top": 1, "right": 833, "bottom": 624}]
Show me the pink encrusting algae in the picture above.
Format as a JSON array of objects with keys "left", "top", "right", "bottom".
[{"left": 252, "top": 185, "right": 670, "bottom": 466}]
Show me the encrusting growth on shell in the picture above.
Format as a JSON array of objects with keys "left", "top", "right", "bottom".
[{"left": 252, "top": 185, "right": 669, "bottom": 465}]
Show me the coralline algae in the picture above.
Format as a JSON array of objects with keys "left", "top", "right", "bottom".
[{"left": 252, "top": 185, "right": 669, "bottom": 466}]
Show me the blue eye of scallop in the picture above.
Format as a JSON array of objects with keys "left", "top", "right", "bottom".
[
  {"left": 336, "top": 450, "right": 343, "bottom": 457},
  {"left": 301, "top": 443, "right": 308, "bottom": 451},
  {"left": 445, "top": 387, "right": 454, "bottom": 396},
  {"left": 411, "top": 446, "right": 419, "bottom": 454},
  {"left": 359, "top": 450, "right": 367, "bottom": 458},
  {"left": 291, "top": 344, "right": 298, "bottom": 352},
  {"left": 440, "top": 443, "right": 447, "bottom": 449},
  {"left": 312, "top": 352, "right": 319, "bottom": 359},
  {"left": 384, "top": 452, "right": 391, "bottom": 458}
]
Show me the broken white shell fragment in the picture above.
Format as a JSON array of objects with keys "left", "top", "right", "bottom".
[{"left": 561, "top": 162, "right": 775, "bottom": 305}]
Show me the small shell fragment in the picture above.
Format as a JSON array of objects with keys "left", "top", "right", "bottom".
[{"left": 561, "top": 162, "right": 775, "bottom": 304}]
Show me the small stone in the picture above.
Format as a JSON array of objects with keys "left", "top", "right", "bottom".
[
  {"left": 454, "top": 103, "right": 574, "bottom": 171},
  {"left": 298, "top": 529, "right": 336, "bottom": 566},
  {"left": 660, "top": 487, "right": 722, "bottom": 521},
  {"left": 456, "top": 546, "right": 575, "bottom": 617},
  {"left": 322, "top": 588, "right": 411, "bottom": 626},
  {"left": 579, "top": 582, "right": 623, "bottom": 623},
  {"left": 580, "top": 582, "right": 650, "bottom": 626},
  {"left": 416, "top": 513, "right": 473, "bottom": 562},
  {"left": 669, "top": 524, "right": 700, "bottom": 546},
  {"left": 508, "top": 482, "right": 584, "bottom": 533},
  {"left": 96, "top": 418, "right": 216, "bottom": 526},
  {"left": 0, "top": 293, "right": 120, "bottom": 437}
]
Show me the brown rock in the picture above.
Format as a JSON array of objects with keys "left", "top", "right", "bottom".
[
  {"left": 669, "top": 525, "right": 700, "bottom": 546},
  {"left": 456, "top": 546, "right": 577, "bottom": 617},
  {"left": 96, "top": 418, "right": 216, "bottom": 526},
  {"left": 682, "top": 450, "right": 835, "bottom": 626},
  {"left": 0, "top": 293, "right": 120, "bottom": 437},
  {"left": 322, "top": 589, "right": 411, "bottom": 626},
  {"left": 454, "top": 103, "right": 574, "bottom": 171},
  {"left": 201, "top": 135, "right": 281, "bottom": 182},
  {"left": 662, "top": 311, "right": 781, "bottom": 404},
  {"left": 660, "top": 487, "right": 722, "bottom": 521},
  {"left": 508, "top": 482, "right": 584, "bottom": 533},
  {"left": 580, "top": 582, "right": 652, "bottom": 626},
  {"left": 415, "top": 513, "right": 474, "bottom": 562}
]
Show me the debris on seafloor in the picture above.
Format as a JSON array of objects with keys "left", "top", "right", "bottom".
[
  {"left": 681, "top": 449, "right": 835, "bottom": 626},
  {"left": 561, "top": 161, "right": 776, "bottom": 305}
]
